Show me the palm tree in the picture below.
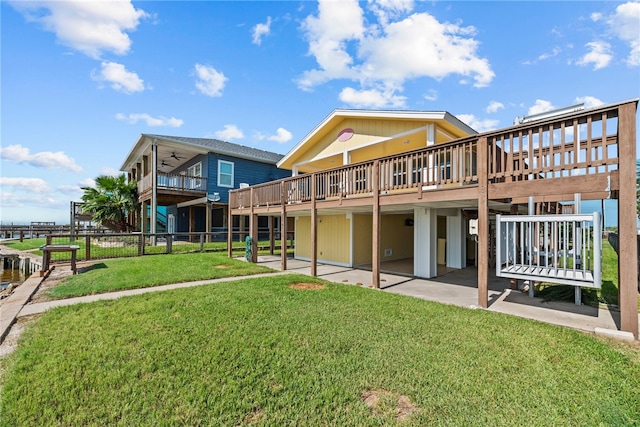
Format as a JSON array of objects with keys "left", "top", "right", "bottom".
[{"left": 81, "top": 175, "right": 139, "bottom": 232}]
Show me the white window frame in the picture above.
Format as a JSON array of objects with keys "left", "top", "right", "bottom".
[
  {"left": 218, "top": 160, "right": 234, "bottom": 188},
  {"left": 186, "top": 162, "right": 202, "bottom": 189},
  {"left": 187, "top": 162, "right": 202, "bottom": 177}
]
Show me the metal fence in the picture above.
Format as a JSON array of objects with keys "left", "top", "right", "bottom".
[{"left": 42, "top": 231, "right": 295, "bottom": 264}]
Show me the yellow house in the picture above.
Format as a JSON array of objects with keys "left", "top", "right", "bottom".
[
  {"left": 229, "top": 100, "right": 639, "bottom": 338},
  {"left": 278, "top": 109, "right": 476, "bottom": 274}
]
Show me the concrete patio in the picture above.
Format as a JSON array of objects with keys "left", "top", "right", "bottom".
[{"left": 252, "top": 255, "right": 633, "bottom": 340}]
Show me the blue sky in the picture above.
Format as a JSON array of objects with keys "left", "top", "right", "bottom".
[{"left": 1, "top": 0, "right": 639, "bottom": 225}]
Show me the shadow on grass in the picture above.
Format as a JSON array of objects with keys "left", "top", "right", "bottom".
[{"left": 78, "top": 263, "right": 108, "bottom": 274}]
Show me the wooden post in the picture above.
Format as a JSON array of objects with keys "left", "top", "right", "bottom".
[
  {"left": 280, "top": 181, "right": 288, "bottom": 271},
  {"left": 372, "top": 161, "right": 381, "bottom": 288},
  {"left": 617, "top": 102, "right": 638, "bottom": 338},
  {"left": 269, "top": 216, "right": 275, "bottom": 255},
  {"left": 85, "top": 235, "right": 91, "bottom": 261},
  {"left": 205, "top": 202, "right": 211, "bottom": 243},
  {"left": 477, "top": 137, "right": 489, "bottom": 308},
  {"left": 311, "top": 174, "right": 317, "bottom": 277},
  {"left": 227, "top": 205, "right": 233, "bottom": 258},
  {"left": 250, "top": 188, "right": 258, "bottom": 263}
]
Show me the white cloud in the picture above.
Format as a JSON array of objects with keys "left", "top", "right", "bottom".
[
  {"left": 456, "top": 114, "right": 499, "bottom": 133},
  {"left": 56, "top": 184, "right": 83, "bottom": 195},
  {"left": 297, "top": 0, "right": 494, "bottom": 107},
  {"left": 423, "top": 89, "right": 438, "bottom": 101},
  {"left": 486, "top": 101, "right": 504, "bottom": 113},
  {"left": 79, "top": 178, "right": 97, "bottom": 188},
  {"left": 590, "top": 12, "right": 603, "bottom": 22},
  {"left": 0, "top": 177, "right": 51, "bottom": 194},
  {"left": 92, "top": 61, "right": 145, "bottom": 93},
  {"left": 194, "top": 63, "right": 227, "bottom": 97},
  {"left": 339, "top": 86, "right": 406, "bottom": 108},
  {"left": 10, "top": 0, "right": 148, "bottom": 59},
  {"left": 576, "top": 41, "right": 613, "bottom": 70},
  {"left": 538, "top": 47, "right": 561, "bottom": 61},
  {"left": 215, "top": 124, "right": 244, "bottom": 141},
  {"left": 574, "top": 96, "right": 604, "bottom": 109},
  {"left": 528, "top": 99, "right": 556, "bottom": 116},
  {"left": 0, "top": 144, "right": 83, "bottom": 172},
  {"left": 100, "top": 168, "right": 121, "bottom": 177},
  {"left": 606, "top": 2, "right": 640, "bottom": 66},
  {"left": 115, "top": 113, "right": 183, "bottom": 127},
  {"left": 267, "top": 128, "right": 293, "bottom": 144},
  {"left": 252, "top": 16, "right": 272, "bottom": 45}
]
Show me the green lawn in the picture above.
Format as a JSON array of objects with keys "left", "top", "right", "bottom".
[
  {"left": 47, "top": 252, "right": 273, "bottom": 299},
  {"left": 2, "top": 274, "right": 638, "bottom": 426}
]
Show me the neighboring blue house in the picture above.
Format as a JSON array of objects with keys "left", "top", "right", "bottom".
[{"left": 120, "top": 134, "right": 289, "bottom": 236}]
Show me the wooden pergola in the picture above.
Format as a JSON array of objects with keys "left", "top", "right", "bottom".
[{"left": 229, "top": 100, "right": 638, "bottom": 338}]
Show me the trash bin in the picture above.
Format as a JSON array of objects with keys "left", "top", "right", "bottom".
[{"left": 245, "top": 236, "right": 253, "bottom": 261}]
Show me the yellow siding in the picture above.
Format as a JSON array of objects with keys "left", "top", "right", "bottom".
[
  {"left": 296, "top": 118, "right": 431, "bottom": 166},
  {"left": 353, "top": 214, "right": 373, "bottom": 265},
  {"left": 295, "top": 214, "right": 351, "bottom": 265},
  {"left": 380, "top": 214, "right": 414, "bottom": 261},
  {"left": 295, "top": 216, "right": 311, "bottom": 259}
]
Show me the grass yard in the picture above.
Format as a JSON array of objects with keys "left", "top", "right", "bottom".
[
  {"left": 47, "top": 252, "right": 273, "bottom": 299},
  {"left": 2, "top": 274, "right": 639, "bottom": 426}
]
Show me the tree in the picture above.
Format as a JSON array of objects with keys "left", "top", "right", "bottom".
[{"left": 81, "top": 175, "right": 139, "bottom": 232}]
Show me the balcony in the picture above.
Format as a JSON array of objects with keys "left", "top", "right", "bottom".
[
  {"left": 230, "top": 101, "right": 626, "bottom": 213},
  {"left": 138, "top": 172, "right": 208, "bottom": 205}
]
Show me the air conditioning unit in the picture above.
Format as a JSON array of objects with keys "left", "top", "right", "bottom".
[{"left": 239, "top": 183, "right": 249, "bottom": 188}]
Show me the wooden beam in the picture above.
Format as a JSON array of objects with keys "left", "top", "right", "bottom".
[
  {"left": 489, "top": 173, "right": 613, "bottom": 200},
  {"left": 311, "top": 174, "right": 318, "bottom": 276},
  {"left": 617, "top": 102, "right": 638, "bottom": 338},
  {"left": 477, "top": 137, "right": 489, "bottom": 308},
  {"left": 372, "top": 160, "right": 381, "bottom": 289}
]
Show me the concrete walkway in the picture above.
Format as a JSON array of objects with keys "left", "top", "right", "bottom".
[{"left": 1, "top": 256, "right": 637, "bottom": 343}]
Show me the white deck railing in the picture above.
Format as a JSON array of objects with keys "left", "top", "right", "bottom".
[{"left": 495, "top": 213, "right": 601, "bottom": 288}]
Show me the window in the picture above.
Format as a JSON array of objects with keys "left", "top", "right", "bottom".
[
  {"left": 218, "top": 160, "right": 234, "bottom": 188},
  {"left": 188, "top": 162, "right": 202, "bottom": 177},
  {"left": 187, "top": 162, "right": 202, "bottom": 190}
]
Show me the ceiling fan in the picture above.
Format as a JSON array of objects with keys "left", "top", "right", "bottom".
[
  {"left": 160, "top": 160, "right": 172, "bottom": 168},
  {"left": 170, "top": 152, "right": 184, "bottom": 161}
]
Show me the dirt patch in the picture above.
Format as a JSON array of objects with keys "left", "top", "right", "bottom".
[
  {"left": 289, "top": 283, "right": 326, "bottom": 290},
  {"left": 243, "top": 407, "right": 264, "bottom": 424},
  {"left": 362, "top": 389, "right": 419, "bottom": 422},
  {"left": 213, "top": 265, "right": 231, "bottom": 269},
  {"left": 0, "top": 314, "right": 41, "bottom": 359}
]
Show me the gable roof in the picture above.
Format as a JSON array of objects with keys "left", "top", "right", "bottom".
[
  {"left": 277, "top": 109, "right": 476, "bottom": 170},
  {"left": 120, "top": 134, "right": 285, "bottom": 171}
]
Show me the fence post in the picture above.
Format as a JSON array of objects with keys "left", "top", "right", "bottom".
[
  {"left": 85, "top": 235, "right": 91, "bottom": 261},
  {"left": 199, "top": 233, "right": 204, "bottom": 252},
  {"left": 166, "top": 234, "right": 172, "bottom": 254},
  {"left": 138, "top": 234, "right": 144, "bottom": 256}
]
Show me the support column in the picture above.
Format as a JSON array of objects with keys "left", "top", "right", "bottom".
[
  {"left": 372, "top": 161, "right": 381, "bottom": 288},
  {"left": 311, "top": 174, "right": 317, "bottom": 277},
  {"left": 206, "top": 202, "right": 211, "bottom": 243},
  {"left": 477, "top": 136, "right": 489, "bottom": 308},
  {"left": 269, "top": 216, "right": 275, "bottom": 255},
  {"left": 151, "top": 141, "right": 158, "bottom": 245},
  {"left": 280, "top": 181, "right": 288, "bottom": 271},
  {"left": 414, "top": 208, "right": 437, "bottom": 278},
  {"left": 618, "top": 102, "right": 638, "bottom": 338},
  {"left": 227, "top": 205, "right": 233, "bottom": 258},
  {"left": 249, "top": 189, "right": 258, "bottom": 262}
]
